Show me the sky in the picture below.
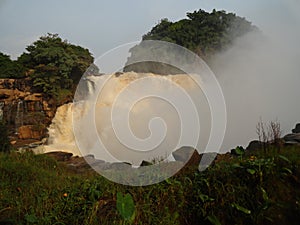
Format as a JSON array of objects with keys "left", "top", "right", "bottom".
[{"left": 0, "top": 0, "right": 299, "bottom": 59}]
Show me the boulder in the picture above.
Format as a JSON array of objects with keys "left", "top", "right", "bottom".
[
  {"left": 173, "top": 146, "right": 195, "bottom": 162},
  {"left": 292, "top": 123, "right": 300, "bottom": 133},
  {"left": 172, "top": 146, "right": 201, "bottom": 167},
  {"left": 140, "top": 160, "right": 153, "bottom": 166},
  {"left": 109, "top": 162, "right": 132, "bottom": 170},
  {"left": 246, "top": 140, "right": 264, "bottom": 151},
  {"left": 283, "top": 133, "right": 300, "bottom": 144}
]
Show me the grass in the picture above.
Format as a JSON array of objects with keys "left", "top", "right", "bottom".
[{"left": 0, "top": 146, "right": 300, "bottom": 225}]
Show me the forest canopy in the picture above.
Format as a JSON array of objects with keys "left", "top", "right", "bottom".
[
  {"left": 143, "top": 9, "right": 258, "bottom": 57},
  {"left": 124, "top": 9, "right": 258, "bottom": 73},
  {"left": 0, "top": 33, "right": 95, "bottom": 101}
]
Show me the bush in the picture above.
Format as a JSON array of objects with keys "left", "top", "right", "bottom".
[{"left": 0, "top": 121, "right": 11, "bottom": 153}]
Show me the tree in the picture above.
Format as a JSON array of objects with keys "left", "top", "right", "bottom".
[
  {"left": 141, "top": 9, "right": 258, "bottom": 60},
  {"left": 0, "top": 52, "right": 24, "bottom": 78},
  {"left": 17, "top": 33, "right": 94, "bottom": 99}
]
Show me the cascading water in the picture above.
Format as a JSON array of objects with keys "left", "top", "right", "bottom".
[
  {"left": 15, "top": 100, "right": 24, "bottom": 131},
  {"left": 42, "top": 72, "right": 211, "bottom": 165}
]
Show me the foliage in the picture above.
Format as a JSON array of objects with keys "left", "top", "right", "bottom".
[
  {"left": 0, "top": 145, "right": 300, "bottom": 225},
  {"left": 143, "top": 9, "right": 257, "bottom": 58},
  {"left": 116, "top": 192, "right": 135, "bottom": 222},
  {"left": 0, "top": 121, "right": 11, "bottom": 153},
  {"left": 125, "top": 9, "right": 258, "bottom": 73},
  {"left": 17, "top": 33, "right": 94, "bottom": 100},
  {"left": 0, "top": 52, "right": 24, "bottom": 78}
]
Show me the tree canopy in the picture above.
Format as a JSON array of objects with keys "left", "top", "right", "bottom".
[
  {"left": 17, "top": 33, "right": 94, "bottom": 98},
  {"left": 124, "top": 9, "right": 258, "bottom": 73},
  {"left": 142, "top": 9, "right": 258, "bottom": 58},
  {"left": 0, "top": 53, "right": 24, "bottom": 78}
]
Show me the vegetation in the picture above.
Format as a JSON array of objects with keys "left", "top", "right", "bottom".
[
  {"left": 0, "top": 121, "right": 10, "bottom": 153},
  {"left": 0, "top": 145, "right": 299, "bottom": 225},
  {"left": 124, "top": 9, "right": 258, "bottom": 73},
  {"left": 143, "top": 9, "right": 257, "bottom": 58},
  {"left": 0, "top": 53, "right": 24, "bottom": 78},
  {"left": 0, "top": 33, "right": 94, "bottom": 105},
  {"left": 17, "top": 33, "right": 94, "bottom": 100}
]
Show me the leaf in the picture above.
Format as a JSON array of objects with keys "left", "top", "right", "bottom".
[
  {"left": 232, "top": 163, "right": 243, "bottom": 168},
  {"left": 234, "top": 146, "right": 245, "bottom": 156},
  {"left": 282, "top": 167, "right": 292, "bottom": 174},
  {"left": 247, "top": 168, "right": 256, "bottom": 175},
  {"left": 231, "top": 203, "right": 251, "bottom": 214},
  {"left": 278, "top": 155, "right": 291, "bottom": 163},
  {"left": 260, "top": 187, "right": 269, "bottom": 201},
  {"left": 207, "top": 214, "right": 222, "bottom": 225},
  {"left": 25, "top": 214, "right": 38, "bottom": 223},
  {"left": 199, "top": 193, "right": 214, "bottom": 202},
  {"left": 116, "top": 192, "right": 135, "bottom": 221}
]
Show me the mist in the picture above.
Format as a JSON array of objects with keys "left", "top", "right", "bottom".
[{"left": 211, "top": 11, "right": 300, "bottom": 152}]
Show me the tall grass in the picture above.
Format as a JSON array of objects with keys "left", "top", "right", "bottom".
[{"left": 0, "top": 146, "right": 299, "bottom": 224}]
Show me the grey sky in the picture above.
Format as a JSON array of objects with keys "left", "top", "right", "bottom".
[{"left": 1, "top": 0, "right": 299, "bottom": 59}]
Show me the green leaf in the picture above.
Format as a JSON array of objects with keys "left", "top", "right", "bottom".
[
  {"left": 207, "top": 214, "right": 222, "bottom": 225},
  {"left": 282, "top": 167, "right": 292, "bottom": 174},
  {"left": 247, "top": 168, "right": 256, "bottom": 175},
  {"left": 278, "top": 155, "right": 291, "bottom": 163},
  {"left": 234, "top": 146, "right": 245, "bottom": 156},
  {"left": 231, "top": 203, "right": 251, "bottom": 214},
  {"left": 260, "top": 187, "right": 269, "bottom": 201},
  {"left": 25, "top": 214, "right": 38, "bottom": 223},
  {"left": 199, "top": 193, "right": 214, "bottom": 202},
  {"left": 116, "top": 192, "right": 135, "bottom": 221}
]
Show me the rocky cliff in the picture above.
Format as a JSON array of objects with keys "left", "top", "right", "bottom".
[{"left": 0, "top": 78, "right": 60, "bottom": 146}]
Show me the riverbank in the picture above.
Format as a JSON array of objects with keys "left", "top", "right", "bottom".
[{"left": 1, "top": 144, "right": 299, "bottom": 224}]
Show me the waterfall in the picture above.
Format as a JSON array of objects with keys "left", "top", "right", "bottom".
[
  {"left": 15, "top": 100, "right": 24, "bottom": 130},
  {"left": 42, "top": 72, "right": 210, "bottom": 165}
]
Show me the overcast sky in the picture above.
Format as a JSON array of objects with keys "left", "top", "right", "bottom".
[{"left": 0, "top": 0, "right": 299, "bottom": 59}]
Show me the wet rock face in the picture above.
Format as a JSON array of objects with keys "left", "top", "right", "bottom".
[{"left": 0, "top": 78, "right": 57, "bottom": 142}]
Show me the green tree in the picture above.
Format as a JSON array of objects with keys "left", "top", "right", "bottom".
[
  {"left": 17, "top": 33, "right": 94, "bottom": 99},
  {"left": 141, "top": 9, "right": 258, "bottom": 60},
  {"left": 0, "top": 52, "right": 24, "bottom": 78}
]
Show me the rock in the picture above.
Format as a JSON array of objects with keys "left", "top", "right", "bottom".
[
  {"left": 140, "top": 160, "right": 153, "bottom": 166},
  {"left": 292, "top": 123, "right": 300, "bottom": 133},
  {"left": 45, "top": 151, "right": 73, "bottom": 161},
  {"left": 246, "top": 140, "right": 264, "bottom": 151},
  {"left": 283, "top": 133, "right": 300, "bottom": 144},
  {"left": 172, "top": 146, "right": 195, "bottom": 162},
  {"left": 172, "top": 146, "right": 201, "bottom": 167},
  {"left": 109, "top": 162, "right": 132, "bottom": 170},
  {"left": 24, "top": 93, "right": 42, "bottom": 101},
  {"left": 18, "top": 125, "right": 44, "bottom": 140}
]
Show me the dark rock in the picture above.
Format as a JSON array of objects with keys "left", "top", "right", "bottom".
[
  {"left": 173, "top": 146, "right": 201, "bottom": 168},
  {"left": 283, "top": 133, "right": 300, "bottom": 143},
  {"left": 140, "top": 160, "right": 153, "bottom": 166},
  {"left": 246, "top": 140, "right": 264, "bottom": 151},
  {"left": 109, "top": 162, "right": 132, "bottom": 170},
  {"left": 172, "top": 146, "right": 195, "bottom": 162},
  {"left": 45, "top": 151, "right": 73, "bottom": 161},
  {"left": 292, "top": 123, "right": 300, "bottom": 133}
]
